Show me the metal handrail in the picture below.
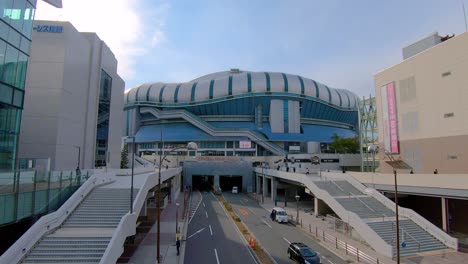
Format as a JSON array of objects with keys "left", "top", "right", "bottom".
[
  {"left": 392, "top": 221, "right": 421, "bottom": 252},
  {"left": 355, "top": 196, "right": 376, "bottom": 212}
]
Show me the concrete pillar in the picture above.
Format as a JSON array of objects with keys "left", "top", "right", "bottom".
[
  {"left": 442, "top": 197, "right": 448, "bottom": 232},
  {"left": 256, "top": 174, "right": 261, "bottom": 194},
  {"left": 271, "top": 178, "right": 278, "bottom": 202},
  {"left": 262, "top": 176, "right": 268, "bottom": 199},
  {"left": 314, "top": 197, "right": 319, "bottom": 217},
  {"left": 214, "top": 175, "right": 220, "bottom": 189}
]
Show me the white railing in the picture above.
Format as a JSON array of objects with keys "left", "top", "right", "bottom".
[
  {"left": 100, "top": 167, "right": 182, "bottom": 263},
  {"left": 0, "top": 172, "right": 115, "bottom": 264},
  {"left": 347, "top": 173, "right": 458, "bottom": 251},
  {"left": 258, "top": 168, "right": 393, "bottom": 257}
]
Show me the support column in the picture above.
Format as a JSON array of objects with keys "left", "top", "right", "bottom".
[
  {"left": 442, "top": 197, "right": 448, "bottom": 232},
  {"left": 214, "top": 175, "right": 220, "bottom": 190},
  {"left": 314, "top": 197, "right": 319, "bottom": 217},
  {"left": 271, "top": 178, "right": 278, "bottom": 202},
  {"left": 262, "top": 176, "right": 267, "bottom": 199},
  {"left": 256, "top": 174, "right": 261, "bottom": 194}
]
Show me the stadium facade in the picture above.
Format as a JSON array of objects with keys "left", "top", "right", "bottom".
[{"left": 125, "top": 69, "right": 359, "bottom": 157}]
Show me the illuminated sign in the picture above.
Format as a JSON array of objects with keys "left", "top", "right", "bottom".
[
  {"left": 381, "top": 82, "right": 399, "bottom": 153},
  {"left": 33, "top": 25, "right": 63, "bottom": 33}
]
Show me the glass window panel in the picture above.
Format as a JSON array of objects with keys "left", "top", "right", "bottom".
[
  {"left": 7, "top": 27, "right": 20, "bottom": 47},
  {"left": 13, "top": 89, "right": 23, "bottom": 107},
  {"left": 0, "top": 19, "right": 9, "bottom": 40},
  {"left": 10, "top": 0, "right": 26, "bottom": 32},
  {"left": 0, "top": 0, "right": 14, "bottom": 24},
  {"left": 0, "top": 40, "right": 6, "bottom": 76},
  {"left": 15, "top": 52, "right": 27, "bottom": 89},
  {"left": 21, "top": 2, "right": 34, "bottom": 37},
  {"left": 19, "top": 36, "right": 29, "bottom": 54},
  {"left": 0, "top": 84, "right": 13, "bottom": 104},
  {"left": 2, "top": 44, "right": 18, "bottom": 86}
]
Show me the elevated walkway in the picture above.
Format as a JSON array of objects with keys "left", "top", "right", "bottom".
[
  {"left": 255, "top": 168, "right": 457, "bottom": 258},
  {"left": 1, "top": 166, "right": 182, "bottom": 264},
  {"left": 140, "top": 107, "right": 287, "bottom": 155}
]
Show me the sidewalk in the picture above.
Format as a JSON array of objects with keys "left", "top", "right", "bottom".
[
  {"left": 256, "top": 194, "right": 465, "bottom": 264},
  {"left": 128, "top": 192, "right": 187, "bottom": 264}
]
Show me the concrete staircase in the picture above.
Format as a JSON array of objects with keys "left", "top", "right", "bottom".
[
  {"left": 20, "top": 187, "right": 138, "bottom": 263},
  {"left": 369, "top": 220, "right": 447, "bottom": 256},
  {"left": 315, "top": 179, "right": 448, "bottom": 256}
]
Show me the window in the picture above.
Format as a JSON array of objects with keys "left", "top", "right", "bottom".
[{"left": 94, "top": 70, "right": 112, "bottom": 167}]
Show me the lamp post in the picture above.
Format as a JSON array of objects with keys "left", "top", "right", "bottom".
[
  {"left": 261, "top": 162, "right": 265, "bottom": 203},
  {"left": 368, "top": 145, "right": 411, "bottom": 264},
  {"left": 175, "top": 202, "right": 180, "bottom": 233},
  {"left": 156, "top": 141, "right": 197, "bottom": 263},
  {"left": 125, "top": 136, "right": 135, "bottom": 214},
  {"left": 295, "top": 194, "right": 300, "bottom": 223},
  {"left": 74, "top": 146, "right": 81, "bottom": 176}
]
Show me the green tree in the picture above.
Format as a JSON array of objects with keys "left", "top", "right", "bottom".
[
  {"left": 120, "top": 144, "right": 129, "bottom": 169},
  {"left": 330, "top": 134, "right": 360, "bottom": 154}
]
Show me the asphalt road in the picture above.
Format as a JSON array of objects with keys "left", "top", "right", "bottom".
[
  {"left": 223, "top": 192, "right": 347, "bottom": 264},
  {"left": 185, "top": 191, "right": 258, "bottom": 264}
]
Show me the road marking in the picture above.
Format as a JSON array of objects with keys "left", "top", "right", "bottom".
[
  {"left": 283, "top": 237, "right": 291, "bottom": 244},
  {"left": 239, "top": 208, "right": 249, "bottom": 216},
  {"left": 188, "top": 227, "right": 205, "bottom": 239},
  {"left": 205, "top": 211, "right": 208, "bottom": 218},
  {"left": 209, "top": 224, "right": 213, "bottom": 236},
  {"left": 203, "top": 202, "right": 205, "bottom": 207},
  {"left": 214, "top": 248, "right": 220, "bottom": 264},
  {"left": 261, "top": 219, "right": 272, "bottom": 228},
  {"left": 240, "top": 200, "right": 245, "bottom": 205},
  {"left": 328, "top": 260, "right": 335, "bottom": 264}
]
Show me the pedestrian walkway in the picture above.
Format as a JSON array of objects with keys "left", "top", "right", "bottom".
[
  {"left": 128, "top": 192, "right": 187, "bottom": 264},
  {"left": 257, "top": 194, "right": 465, "bottom": 264}
]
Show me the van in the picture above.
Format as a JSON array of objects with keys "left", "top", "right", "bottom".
[
  {"left": 232, "top": 186, "right": 238, "bottom": 194},
  {"left": 271, "top": 207, "right": 288, "bottom": 223}
]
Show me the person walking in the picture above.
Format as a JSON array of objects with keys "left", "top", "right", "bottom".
[
  {"left": 306, "top": 168, "right": 309, "bottom": 175},
  {"left": 176, "top": 238, "right": 180, "bottom": 256}
]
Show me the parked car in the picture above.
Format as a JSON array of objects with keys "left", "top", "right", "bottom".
[
  {"left": 287, "top": 242, "right": 321, "bottom": 264},
  {"left": 271, "top": 207, "right": 288, "bottom": 223},
  {"left": 232, "top": 186, "right": 238, "bottom": 194}
]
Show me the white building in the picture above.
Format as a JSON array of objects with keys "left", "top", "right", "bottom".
[{"left": 18, "top": 20, "right": 125, "bottom": 170}]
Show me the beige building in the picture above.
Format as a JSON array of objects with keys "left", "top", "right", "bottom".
[{"left": 375, "top": 32, "right": 468, "bottom": 174}]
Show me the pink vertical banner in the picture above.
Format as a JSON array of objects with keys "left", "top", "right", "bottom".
[{"left": 386, "top": 82, "right": 399, "bottom": 153}]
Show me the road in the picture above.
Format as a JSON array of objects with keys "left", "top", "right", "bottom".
[
  {"left": 223, "top": 192, "right": 347, "bottom": 264},
  {"left": 185, "top": 191, "right": 258, "bottom": 264}
]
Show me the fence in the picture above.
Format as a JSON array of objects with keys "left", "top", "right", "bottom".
[
  {"left": 288, "top": 214, "right": 385, "bottom": 264},
  {"left": 0, "top": 170, "right": 91, "bottom": 225}
]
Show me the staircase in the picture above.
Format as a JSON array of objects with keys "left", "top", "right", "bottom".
[
  {"left": 314, "top": 179, "right": 449, "bottom": 257},
  {"left": 140, "top": 107, "right": 287, "bottom": 155},
  {"left": 20, "top": 187, "right": 138, "bottom": 263},
  {"left": 369, "top": 220, "right": 447, "bottom": 256}
]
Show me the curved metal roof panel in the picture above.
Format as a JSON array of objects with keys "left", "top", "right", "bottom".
[{"left": 126, "top": 70, "right": 359, "bottom": 109}]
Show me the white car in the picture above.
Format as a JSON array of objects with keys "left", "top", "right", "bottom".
[{"left": 232, "top": 186, "right": 238, "bottom": 194}]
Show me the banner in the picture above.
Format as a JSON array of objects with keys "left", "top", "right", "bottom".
[{"left": 381, "top": 82, "right": 399, "bottom": 153}]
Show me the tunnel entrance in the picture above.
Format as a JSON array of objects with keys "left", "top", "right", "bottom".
[
  {"left": 220, "top": 175, "right": 243, "bottom": 193},
  {"left": 192, "top": 175, "right": 214, "bottom": 191}
]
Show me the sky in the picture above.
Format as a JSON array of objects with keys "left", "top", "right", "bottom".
[{"left": 35, "top": 0, "right": 468, "bottom": 97}]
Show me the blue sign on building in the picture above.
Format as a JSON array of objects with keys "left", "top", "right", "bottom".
[{"left": 33, "top": 25, "right": 63, "bottom": 33}]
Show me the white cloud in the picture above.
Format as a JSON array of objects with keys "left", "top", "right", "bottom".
[{"left": 35, "top": 0, "right": 168, "bottom": 82}]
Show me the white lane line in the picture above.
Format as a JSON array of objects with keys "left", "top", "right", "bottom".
[
  {"left": 283, "top": 237, "right": 291, "bottom": 244},
  {"left": 261, "top": 219, "right": 272, "bottom": 229},
  {"left": 214, "top": 248, "right": 220, "bottom": 264},
  {"left": 187, "top": 227, "right": 206, "bottom": 239},
  {"left": 328, "top": 260, "right": 335, "bottom": 264},
  {"left": 205, "top": 211, "right": 208, "bottom": 218},
  {"left": 203, "top": 202, "right": 205, "bottom": 207},
  {"left": 209, "top": 224, "right": 213, "bottom": 236}
]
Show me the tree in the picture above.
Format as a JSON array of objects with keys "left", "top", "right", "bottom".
[
  {"left": 330, "top": 134, "right": 360, "bottom": 154},
  {"left": 121, "top": 144, "right": 129, "bottom": 169}
]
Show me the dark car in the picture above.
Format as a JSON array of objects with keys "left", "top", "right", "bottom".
[{"left": 287, "top": 242, "right": 321, "bottom": 264}]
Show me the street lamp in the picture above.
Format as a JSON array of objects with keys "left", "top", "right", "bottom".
[
  {"left": 368, "top": 144, "right": 411, "bottom": 264},
  {"left": 125, "top": 136, "right": 136, "bottom": 214},
  {"left": 74, "top": 146, "right": 81, "bottom": 176},
  {"left": 295, "top": 194, "right": 300, "bottom": 223},
  {"left": 261, "top": 162, "right": 265, "bottom": 204},
  {"left": 156, "top": 142, "right": 197, "bottom": 263}
]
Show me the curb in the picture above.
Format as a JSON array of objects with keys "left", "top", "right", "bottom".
[{"left": 179, "top": 191, "right": 200, "bottom": 264}]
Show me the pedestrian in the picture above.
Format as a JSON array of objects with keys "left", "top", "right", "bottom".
[
  {"left": 286, "top": 167, "right": 290, "bottom": 172},
  {"left": 410, "top": 169, "right": 414, "bottom": 174},
  {"left": 176, "top": 238, "right": 180, "bottom": 256},
  {"left": 293, "top": 167, "right": 296, "bottom": 173},
  {"left": 306, "top": 168, "right": 309, "bottom": 175},
  {"left": 166, "top": 165, "right": 169, "bottom": 169},
  {"left": 277, "top": 165, "right": 280, "bottom": 171},
  {"left": 434, "top": 169, "right": 438, "bottom": 174}
]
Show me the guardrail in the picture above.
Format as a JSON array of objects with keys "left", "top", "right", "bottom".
[{"left": 0, "top": 172, "right": 114, "bottom": 264}]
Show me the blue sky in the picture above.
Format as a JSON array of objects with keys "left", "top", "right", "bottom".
[{"left": 37, "top": 0, "right": 468, "bottom": 97}]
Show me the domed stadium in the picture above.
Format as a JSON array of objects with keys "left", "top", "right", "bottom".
[{"left": 124, "top": 69, "right": 359, "bottom": 156}]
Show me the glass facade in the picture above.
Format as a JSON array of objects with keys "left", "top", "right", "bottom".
[
  {"left": 95, "top": 70, "right": 112, "bottom": 167},
  {"left": 0, "top": 0, "right": 35, "bottom": 172}
]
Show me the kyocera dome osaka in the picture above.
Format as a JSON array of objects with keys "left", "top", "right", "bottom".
[{"left": 124, "top": 69, "right": 359, "bottom": 156}]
